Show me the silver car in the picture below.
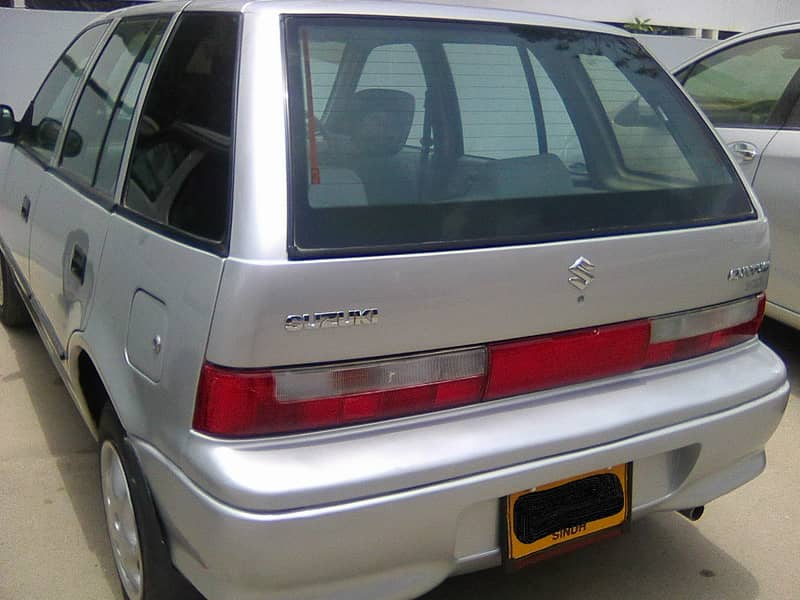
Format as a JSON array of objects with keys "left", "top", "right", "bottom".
[
  {"left": 0, "top": 2, "right": 789, "bottom": 599},
  {"left": 675, "top": 23, "right": 800, "bottom": 329}
]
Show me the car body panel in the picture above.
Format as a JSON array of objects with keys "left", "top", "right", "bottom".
[
  {"left": 208, "top": 221, "right": 770, "bottom": 369},
  {"left": 749, "top": 129, "right": 800, "bottom": 317},
  {"left": 0, "top": 148, "right": 43, "bottom": 282},
  {"left": 77, "top": 213, "right": 224, "bottom": 449},
  {"left": 0, "top": 3, "right": 790, "bottom": 600},
  {"left": 28, "top": 172, "right": 112, "bottom": 350}
]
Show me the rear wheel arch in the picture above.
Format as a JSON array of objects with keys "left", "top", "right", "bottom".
[
  {"left": 66, "top": 337, "right": 146, "bottom": 438},
  {"left": 69, "top": 344, "right": 202, "bottom": 598},
  {"left": 76, "top": 349, "right": 109, "bottom": 431}
]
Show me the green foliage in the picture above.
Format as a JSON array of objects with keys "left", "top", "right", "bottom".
[{"left": 624, "top": 17, "right": 659, "bottom": 33}]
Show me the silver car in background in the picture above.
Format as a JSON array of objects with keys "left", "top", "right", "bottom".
[
  {"left": 0, "top": 1, "right": 789, "bottom": 599},
  {"left": 676, "top": 23, "right": 800, "bottom": 329}
]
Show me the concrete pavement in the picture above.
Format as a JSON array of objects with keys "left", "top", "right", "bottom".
[{"left": 0, "top": 319, "right": 797, "bottom": 600}]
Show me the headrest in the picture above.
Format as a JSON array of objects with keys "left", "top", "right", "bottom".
[{"left": 345, "top": 89, "right": 415, "bottom": 156}]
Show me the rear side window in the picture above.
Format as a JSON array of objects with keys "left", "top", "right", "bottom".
[
  {"left": 680, "top": 33, "right": 800, "bottom": 128},
  {"left": 123, "top": 13, "right": 239, "bottom": 245},
  {"left": 285, "top": 18, "right": 754, "bottom": 258},
  {"left": 445, "top": 44, "right": 540, "bottom": 159},
  {"left": 530, "top": 56, "right": 585, "bottom": 172},
  {"left": 60, "top": 17, "right": 168, "bottom": 195},
  {"left": 18, "top": 24, "right": 107, "bottom": 162},
  {"left": 356, "top": 44, "right": 426, "bottom": 150},
  {"left": 581, "top": 54, "right": 695, "bottom": 181}
]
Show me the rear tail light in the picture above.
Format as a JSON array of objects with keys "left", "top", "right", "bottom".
[
  {"left": 484, "top": 320, "right": 650, "bottom": 401},
  {"left": 194, "top": 294, "right": 765, "bottom": 437},
  {"left": 645, "top": 293, "right": 765, "bottom": 365},
  {"left": 194, "top": 348, "right": 486, "bottom": 436}
]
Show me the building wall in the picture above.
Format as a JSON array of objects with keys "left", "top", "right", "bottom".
[
  {"left": 422, "top": 0, "right": 800, "bottom": 33},
  {"left": 634, "top": 34, "right": 718, "bottom": 69},
  {"left": 0, "top": 7, "right": 99, "bottom": 115}
]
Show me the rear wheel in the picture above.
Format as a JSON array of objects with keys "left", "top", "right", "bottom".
[
  {"left": 0, "top": 252, "right": 31, "bottom": 327},
  {"left": 98, "top": 405, "right": 203, "bottom": 600}
]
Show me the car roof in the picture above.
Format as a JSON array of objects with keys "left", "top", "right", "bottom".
[
  {"left": 673, "top": 20, "right": 800, "bottom": 73},
  {"left": 103, "top": 0, "right": 629, "bottom": 38}
]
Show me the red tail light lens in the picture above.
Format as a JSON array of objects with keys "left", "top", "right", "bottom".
[
  {"left": 485, "top": 320, "right": 651, "bottom": 401},
  {"left": 194, "top": 294, "right": 765, "bottom": 437},
  {"left": 193, "top": 367, "right": 277, "bottom": 437},
  {"left": 194, "top": 349, "right": 486, "bottom": 436}
]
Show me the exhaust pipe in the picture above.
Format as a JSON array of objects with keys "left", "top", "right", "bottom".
[{"left": 678, "top": 506, "right": 705, "bottom": 521}]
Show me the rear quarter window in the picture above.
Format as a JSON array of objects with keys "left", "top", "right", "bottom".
[
  {"left": 284, "top": 17, "right": 755, "bottom": 258},
  {"left": 123, "top": 12, "right": 239, "bottom": 247}
]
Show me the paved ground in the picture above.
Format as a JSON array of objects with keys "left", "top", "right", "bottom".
[{"left": 0, "top": 318, "right": 797, "bottom": 600}]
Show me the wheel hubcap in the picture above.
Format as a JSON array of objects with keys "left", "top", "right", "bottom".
[{"left": 101, "top": 441, "right": 144, "bottom": 600}]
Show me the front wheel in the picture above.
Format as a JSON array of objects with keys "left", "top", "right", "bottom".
[{"left": 98, "top": 406, "right": 203, "bottom": 600}]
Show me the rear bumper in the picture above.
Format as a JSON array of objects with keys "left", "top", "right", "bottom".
[{"left": 134, "top": 341, "right": 789, "bottom": 600}]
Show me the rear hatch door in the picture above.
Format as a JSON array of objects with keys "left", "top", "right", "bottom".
[{"left": 209, "top": 15, "right": 766, "bottom": 369}]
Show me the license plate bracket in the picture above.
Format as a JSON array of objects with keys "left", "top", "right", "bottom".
[{"left": 503, "top": 463, "right": 632, "bottom": 569}]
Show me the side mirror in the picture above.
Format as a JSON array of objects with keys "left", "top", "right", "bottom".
[
  {"left": 36, "top": 117, "right": 62, "bottom": 151},
  {"left": 31, "top": 117, "right": 83, "bottom": 156},
  {"left": 0, "top": 104, "right": 16, "bottom": 139},
  {"left": 63, "top": 129, "right": 83, "bottom": 158},
  {"left": 614, "top": 97, "right": 664, "bottom": 128}
]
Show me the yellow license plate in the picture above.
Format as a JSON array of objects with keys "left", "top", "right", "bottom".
[{"left": 504, "top": 463, "right": 631, "bottom": 568}]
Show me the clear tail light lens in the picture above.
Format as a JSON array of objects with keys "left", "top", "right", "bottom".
[
  {"left": 194, "top": 294, "right": 765, "bottom": 437},
  {"left": 645, "top": 293, "right": 764, "bottom": 366}
]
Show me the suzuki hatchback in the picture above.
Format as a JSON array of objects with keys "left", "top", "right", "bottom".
[{"left": 0, "top": 2, "right": 788, "bottom": 599}]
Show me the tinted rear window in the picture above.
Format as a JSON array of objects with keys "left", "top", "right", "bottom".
[{"left": 285, "top": 17, "right": 754, "bottom": 258}]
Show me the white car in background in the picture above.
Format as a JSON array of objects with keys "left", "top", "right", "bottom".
[{"left": 675, "top": 23, "right": 800, "bottom": 329}]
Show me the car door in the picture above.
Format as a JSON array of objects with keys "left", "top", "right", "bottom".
[
  {"left": 745, "top": 100, "right": 800, "bottom": 321},
  {"left": 0, "top": 23, "right": 107, "bottom": 287},
  {"left": 27, "top": 16, "right": 169, "bottom": 354},
  {"left": 679, "top": 31, "right": 800, "bottom": 319}
]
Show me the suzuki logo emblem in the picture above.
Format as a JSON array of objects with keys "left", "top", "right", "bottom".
[{"left": 568, "top": 257, "right": 595, "bottom": 290}]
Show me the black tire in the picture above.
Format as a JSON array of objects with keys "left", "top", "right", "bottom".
[
  {"left": 98, "top": 405, "right": 204, "bottom": 600},
  {"left": 0, "top": 251, "right": 31, "bottom": 327}
]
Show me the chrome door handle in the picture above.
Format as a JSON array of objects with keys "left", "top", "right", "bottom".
[{"left": 728, "top": 141, "right": 759, "bottom": 162}]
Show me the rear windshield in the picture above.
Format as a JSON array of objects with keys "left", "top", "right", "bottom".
[{"left": 284, "top": 17, "right": 754, "bottom": 258}]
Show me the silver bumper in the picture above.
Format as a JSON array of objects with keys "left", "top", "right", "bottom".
[{"left": 134, "top": 341, "right": 789, "bottom": 600}]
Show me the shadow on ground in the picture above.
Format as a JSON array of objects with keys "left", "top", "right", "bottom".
[
  {"left": 4, "top": 325, "right": 122, "bottom": 599},
  {"left": 422, "top": 512, "right": 758, "bottom": 600}
]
